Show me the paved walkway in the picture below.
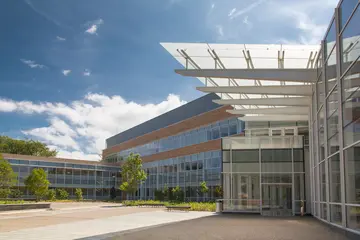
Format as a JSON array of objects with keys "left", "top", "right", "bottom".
[
  {"left": 0, "top": 207, "right": 213, "bottom": 240},
  {"left": 110, "top": 214, "right": 356, "bottom": 240}
]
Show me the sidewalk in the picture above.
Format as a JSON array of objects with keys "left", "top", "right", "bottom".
[{"left": 0, "top": 210, "right": 214, "bottom": 240}]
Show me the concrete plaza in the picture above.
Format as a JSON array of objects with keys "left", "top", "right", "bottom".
[{"left": 0, "top": 202, "right": 356, "bottom": 240}]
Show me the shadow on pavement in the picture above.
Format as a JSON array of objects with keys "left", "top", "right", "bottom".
[{"left": 75, "top": 214, "right": 358, "bottom": 240}]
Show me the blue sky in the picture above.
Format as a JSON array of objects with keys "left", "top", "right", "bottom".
[{"left": 0, "top": 0, "right": 337, "bottom": 160}]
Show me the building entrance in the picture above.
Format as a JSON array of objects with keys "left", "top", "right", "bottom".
[{"left": 261, "top": 183, "right": 293, "bottom": 216}]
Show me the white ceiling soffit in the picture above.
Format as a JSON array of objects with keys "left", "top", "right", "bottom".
[
  {"left": 227, "top": 106, "right": 309, "bottom": 115},
  {"left": 161, "top": 42, "right": 319, "bottom": 121},
  {"left": 174, "top": 68, "right": 317, "bottom": 83},
  {"left": 238, "top": 115, "right": 309, "bottom": 122},
  {"left": 196, "top": 85, "right": 312, "bottom": 96},
  {"left": 213, "top": 97, "right": 310, "bottom": 106}
]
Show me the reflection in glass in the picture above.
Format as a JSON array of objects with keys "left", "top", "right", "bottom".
[
  {"left": 341, "top": 4, "right": 360, "bottom": 73},
  {"left": 345, "top": 143, "right": 360, "bottom": 204},
  {"left": 329, "top": 154, "right": 341, "bottom": 203}
]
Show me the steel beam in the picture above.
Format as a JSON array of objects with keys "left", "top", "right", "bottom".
[
  {"left": 227, "top": 107, "right": 309, "bottom": 115},
  {"left": 175, "top": 68, "right": 317, "bottom": 82},
  {"left": 213, "top": 97, "right": 310, "bottom": 106},
  {"left": 197, "top": 85, "right": 312, "bottom": 96}
]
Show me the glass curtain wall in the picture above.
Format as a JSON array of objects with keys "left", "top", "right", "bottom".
[
  {"left": 8, "top": 159, "right": 121, "bottom": 200},
  {"left": 310, "top": 1, "right": 360, "bottom": 235},
  {"left": 222, "top": 136, "right": 305, "bottom": 216},
  {"left": 132, "top": 150, "right": 222, "bottom": 201}
]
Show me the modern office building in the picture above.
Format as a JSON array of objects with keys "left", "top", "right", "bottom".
[
  {"left": 103, "top": 93, "right": 247, "bottom": 201},
  {"left": 2, "top": 153, "right": 121, "bottom": 200},
  {"left": 158, "top": 0, "right": 360, "bottom": 236}
]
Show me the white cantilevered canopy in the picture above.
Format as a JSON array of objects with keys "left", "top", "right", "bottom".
[{"left": 161, "top": 42, "right": 320, "bottom": 122}]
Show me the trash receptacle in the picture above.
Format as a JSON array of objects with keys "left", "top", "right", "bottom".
[{"left": 216, "top": 199, "right": 223, "bottom": 213}]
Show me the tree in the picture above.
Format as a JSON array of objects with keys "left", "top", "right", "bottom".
[
  {"left": 0, "top": 136, "right": 57, "bottom": 157},
  {"left": 24, "top": 168, "right": 50, "bottom": 201},
  {"left": 119, "top": 153, "right": 147, "bottom": 197},
  {"left": 199, "top": 181, "right": 209, "bottom": 194},
  {"left": 214, "top": 185, "right": 222, "bottom": 198},
  {"left": 75, "top": 188, "right": 83, "bottom": 201},
  {"left": 0, "top": 154, "right": 17, "bottom": 198}
]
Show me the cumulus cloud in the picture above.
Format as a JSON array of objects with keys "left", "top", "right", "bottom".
[
  {"left": 0, "top": 93, "right": 186, "bottom": 160},
  {"left": 56, "top": 36, "right": 66, "bottom": 41},
  {"left": 62, "top": 69, "right": 71, "bottom": 76},
  {"left": 85, "top": 18, "right": 104, "bottom": 35},
  {"left": 83, "top": 69, "right": 91, "bottom": 76},
  {"left": 20, "top": 59, "right": 46, "bottom": 69}
]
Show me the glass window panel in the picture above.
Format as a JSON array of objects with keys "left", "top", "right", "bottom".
[
  {"left": 342, "top": 63, "right": 360, "bottom": 147},
  {"left": 294, "top": 174, "right": 305, "bottom": 201},
  {"left": 330, "top": 204, "right": 342, "bottom": 225},
  {"left": 341, "top": 5, "right": 360, "bottom": 73},
  {"left": 212, "top": 127, "right": 220, "bottom": 140},
  {"left": 329, "top": 154, "right": 341, "bottom": 203},
  {"left": 220, "top": 125, "right": 229, "bottom": 138},
  {"left": 320, "top": 203, "right": 327, "bottom": 220},
  {"left": 320, "top": 161, "right": 326, "bottom": 202},
  {"left": 325, "top": 18, "right": 336, "bottom": 61},
  {"left": 232, "top": 150, "right": 259, "bottom": 162},
  {"left": 347, "top": 206, "right": 360, "bottom": 232},
  {"left": 229, "top": 124, "right": 237, "bottom": 136},
  {"left": 340, "top": 0, "right": 359, "bottom": 30},
  {"left": 345, "top": 142, "right": 360, "bottom": 204},
  {"left": 317, "top": 79, "right": 325, "bottom": 108}
]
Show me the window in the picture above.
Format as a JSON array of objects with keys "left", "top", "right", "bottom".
[
  {"left": 340, "top": 0, "right": 359, "bottom": 30},
  {"left": 229, "top": 124, "right": 237, "bottom": 135},
  {"left": 212, "top": 127, "right": 220, "bottom": 140},
  {"left": 329, "top": 154, "right": 341, "bottom": 203},
  {"left": 345, "top": 142, "right": 360, "bottom": 204},
  {"left": 324, "top": 18, "right": 336, "bottom": 62},
  {"left": 342, "top": 64, "right": 360, "bottom": 147},
  {"left": 341, "top": 4, "right": 360, "bottom": 73},
  {"left": 220, "top": 125, "right": 229, "bottom": 138}
]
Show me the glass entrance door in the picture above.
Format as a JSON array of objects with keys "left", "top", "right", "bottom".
[{"left": 261, "top": 184, "right": 293, "bottom": 216}]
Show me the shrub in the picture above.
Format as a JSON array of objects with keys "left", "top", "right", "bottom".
[
  {"left": 75, "top": 188, "right": 83, "bottom": 201},
  {"left": 171, "top": 186, "right": 184, "bottom": 202},
  {"left": 0, "top": 188, "right": 11, "bottom": 198},
  {"left": 47, "top": 189, "right": 56, "bottom": 201},
  {"left": 154, "top": 189, "right": 164, "bottom": 201},
  {"left": 56, "top": 189, "right": 69, "bottom": 200},
  {"left": 9, "top": 189, "right": 22, "bottom": 198}
]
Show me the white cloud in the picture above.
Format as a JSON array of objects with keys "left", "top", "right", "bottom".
[
  {"left": 216, "top": 25, "right": 224, "bottom": 37},
  {"left": 0, "top": 99, "right": 17, "bottom": 112},
  {"left": 272, "top": 0, "right": 337, "bottom": 44},
  {"left": 62, "top": 69, "right": 71, "bottom": 76},
  {"left": 229, "top": 0, "right": 266, "bottom": 19},
  {"left": 0, "top": 93, "right": 186, "bottom": 160},
  {"left": 85, "top": 18, "right": 104, "bottom": 35},
  {"left": 20, "top": 59, "right": 46, "bottom": 69},
  {"left": 211, "top": 3, "right": 215, "bottom": 9},
  {"left": 56, "top": 36, "right": 66, "bottom": 41},
  {"left": 228, "top": 8, "right": 236, "bottom": 17},
  {"left": 83, "top": 69, "right": 91, "bottom": 76},
  {"left": 243, "top": 16, "right": 253, "bottom": 29}
]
